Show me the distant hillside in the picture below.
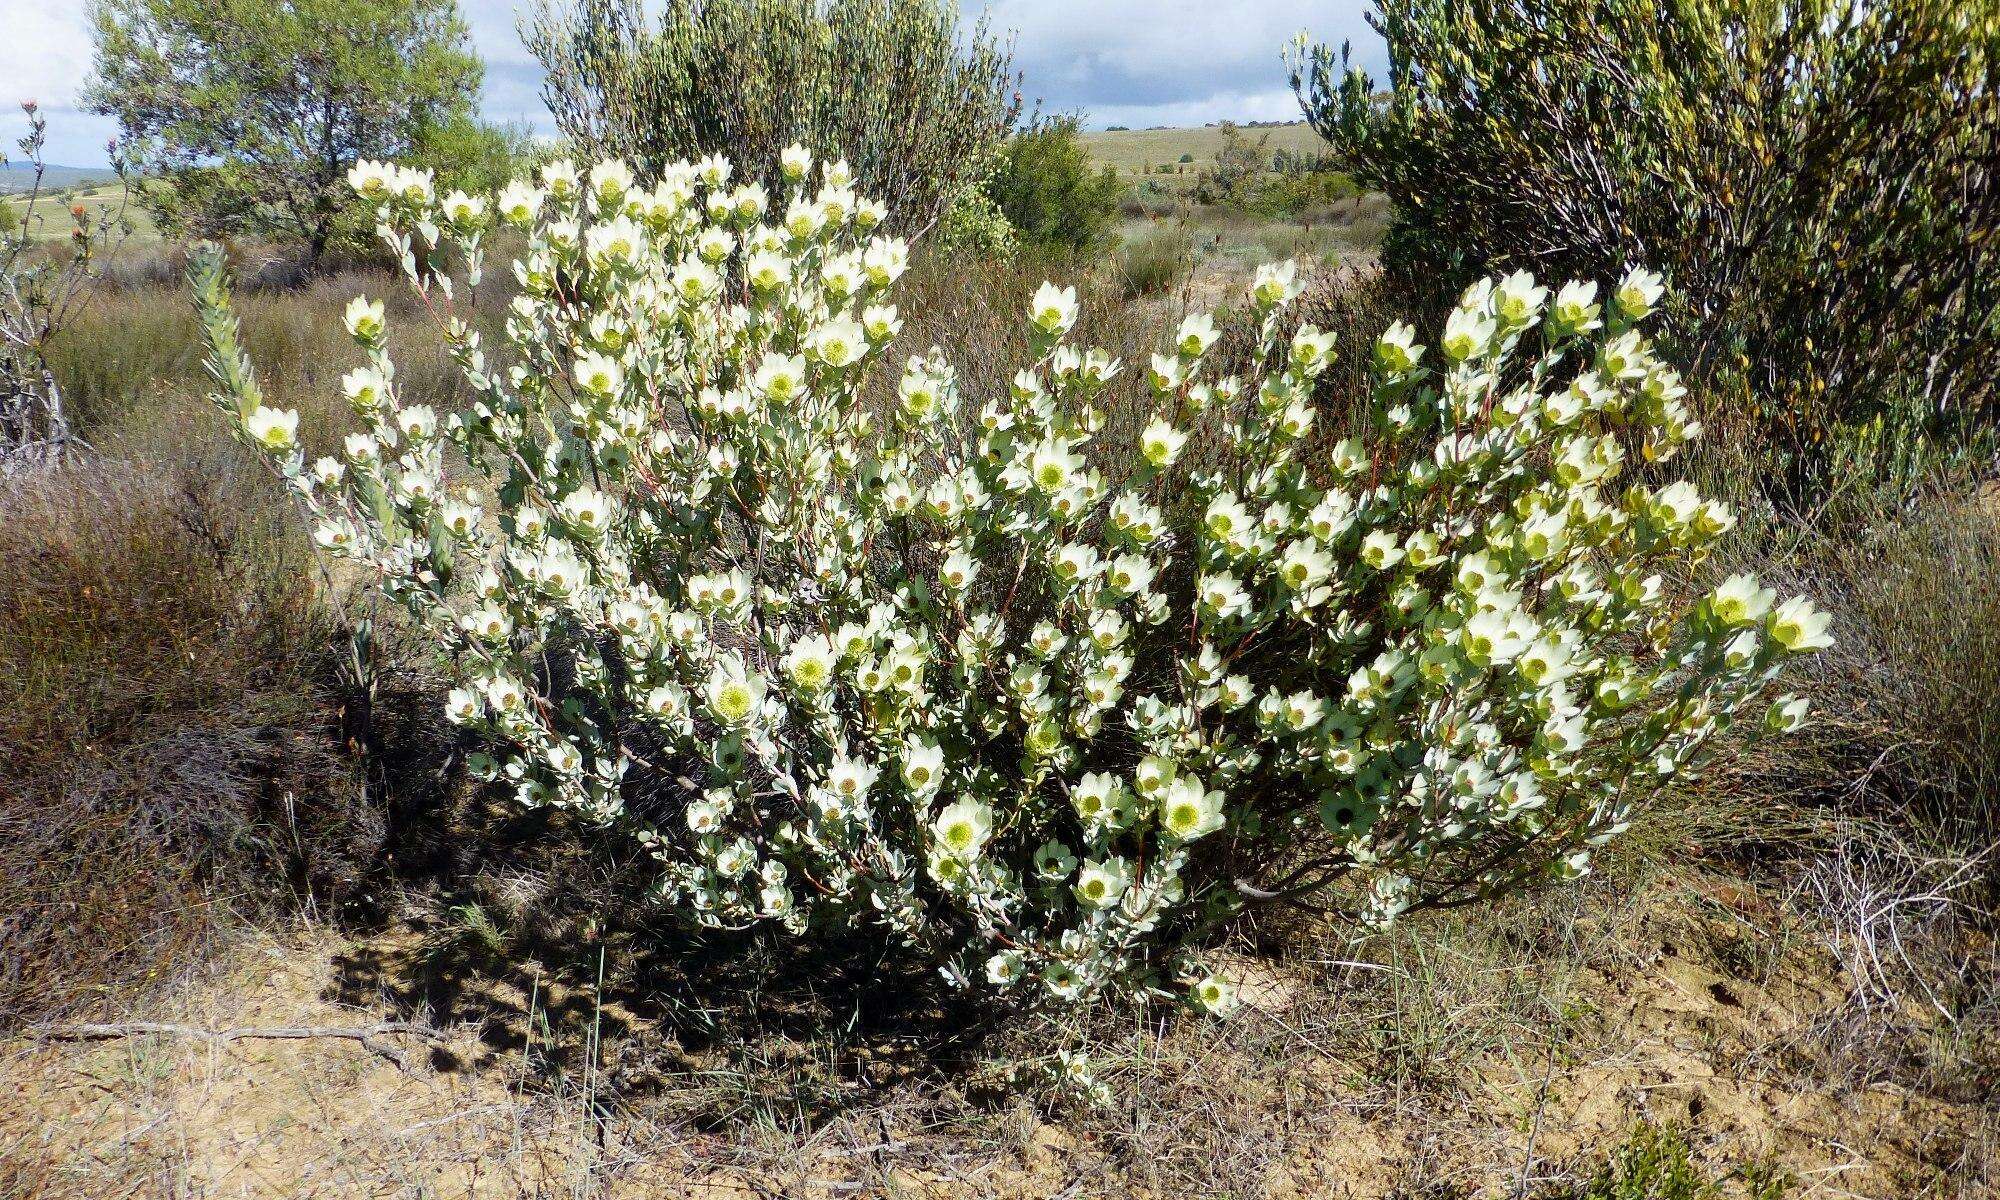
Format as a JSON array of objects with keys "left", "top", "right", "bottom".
[{"left": 0, "top": 163, "right": 121, "bottom": 194}]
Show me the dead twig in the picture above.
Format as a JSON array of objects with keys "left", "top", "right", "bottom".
[{"left": 39, "top": 1021, "right": 447, "bottom": 1071}]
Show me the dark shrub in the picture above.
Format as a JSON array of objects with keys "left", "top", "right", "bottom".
[{"left": 1293, "top": 0, "right": 2000, "bottom": 497}]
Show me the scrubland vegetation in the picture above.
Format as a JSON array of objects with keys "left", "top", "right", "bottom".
[{"left": 0, "top": 0, "right": 1995, "bottom": 1195}]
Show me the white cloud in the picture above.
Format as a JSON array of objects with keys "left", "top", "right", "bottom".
[{"left": 0, "top": 0, "right": 1382, "bottom": 165}]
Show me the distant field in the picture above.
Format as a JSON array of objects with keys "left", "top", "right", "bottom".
[
  {"left": 0, "top": 163, "right": 120, "bottom": 193},
  {"left": 3, "top": 183, "right": 158, "bottom": 243},
  {"left": 1081, "top": 122, "right": 1333, "bottom": 177}
]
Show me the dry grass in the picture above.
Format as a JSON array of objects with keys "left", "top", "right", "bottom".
[{"left": 2, "top": 831, "right": 1992, "bottom": 1197}]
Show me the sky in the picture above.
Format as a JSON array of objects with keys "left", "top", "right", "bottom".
[{"left": 0, "top": 0, "right": 1383, "bottom": 168}]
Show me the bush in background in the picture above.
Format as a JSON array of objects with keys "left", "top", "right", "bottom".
[
  {"left": 85, "top": 0, "right": 486, "bottom": 265},
  {"left": 1191, "top": 121, "right": 1270, "bottom": 208},
  {"left": 986, "top": 115, "right": 1123, "bottom": 251},
  {"left": 1292, "top": 0, "right": 2000, "bottom": 496},
  {"left": 935, "top": 149, "right": 1020, "bottom": 259},
  {"left": 525, "top": 0, "right": 1021, "bottom": 235},
  {"left": 194, "top": 150, "right": 1825, "bottom": 1025}
]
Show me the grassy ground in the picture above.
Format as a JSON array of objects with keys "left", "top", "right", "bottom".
[
  {"left": 3, "top": 824, "right": 1991, "bottom": 1196},
  {"left": 1081, "top": 123, "right": 1333, "bottom": 178}
]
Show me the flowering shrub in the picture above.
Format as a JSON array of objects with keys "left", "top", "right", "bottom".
[{"left": 189, "top": 151, "right": 1829, "bottom": 1015}]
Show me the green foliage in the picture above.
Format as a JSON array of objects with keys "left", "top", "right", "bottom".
[
  {"left": 0, "top": 203, "right": 18, "bottom": 237},
  {"left": 1250, "top": 168, "right": 1359, "bottom": 218},
  {"left": 986, "top": 115, "right": 1123, "bottom": 251},
  {"left": 413, "top": 114, "right": 542, "bottom": 197},
  {"left": 524, "top": 0, "right": 1020, "bottom": 234},
  {"left": 937, "top": 153, "right": 1020, "bottom": 259},
  {"left": 1292, "top": 0, "right": 2000, "bottom": 498},
  {"left": 84, "top": 0, "right": 483, "bottom": 261},
  {"left": 1549, "top": 1123, "right": 1788, "bottom": 1200}
]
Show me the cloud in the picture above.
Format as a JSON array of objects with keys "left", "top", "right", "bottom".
[
  {"left": 0, "top": 0, "right": 1383, "bottom": 165},
  {"left": 970, "top": 0, "right": 1383, "bottom": 128}
]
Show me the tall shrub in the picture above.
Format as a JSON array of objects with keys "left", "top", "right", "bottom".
[
  {"left": 1291, "top": 0, "right": 2000, "bottom": 495},
  {"left": 524, "top": 0, "right": 1021, "bottom": 235},
  {"left": 191, "top": 151, "right": 1827, "bottom": 1015},
  {"left": 986, "top": 115, "right": 1122, "bottom": 252}
]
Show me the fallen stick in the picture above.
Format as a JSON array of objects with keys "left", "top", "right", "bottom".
[{"left": 41, "top": 1021, "right": 445, "bottom": 1070}]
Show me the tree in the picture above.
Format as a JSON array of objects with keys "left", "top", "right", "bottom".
[
  {"left": 985, "top": 115, "right": 1122, "bottom": 251},
  {"left": 524, "top": 0, "right": 1021, "bottom": 235},
  {"left": 1291, "top": 0, "right": 2000, "bottom": 494},
  {"left": 84, "top": 0, "right": 483, "bottom": 263}
]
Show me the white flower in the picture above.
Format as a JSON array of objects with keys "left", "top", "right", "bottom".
[
  {"left": 1374, "top": 320, "right": 1423, "bottom": 373},
  {"left": 1191, "top": 974, "right": 1238, "bottom": 1016},
  {"left": 1551, "top": 280, "right": 1601, "bottom": 332},
  {"left": 344, "top": 296, "right": 385, "bottom": 340},
  {"left": 444, "top": 687, "right": 483, "bottom": 724},
  {"left": 1175, "top": 312, "right": 1219, "bottom": 358},
  {"left": 862, "top": 237, "right": 908, "bottom": 287},
  {"left": 539, "top": 158, "right": 579, "bottom": 198},
  {"left": 341, "top": 367, "right": 390, "bottom": 413},
  {"left": 1614, "top": 267, "right": 1666, "bottom": 319},
  {"left": 807, "top": 319, "right": 866, "bottom": 369},
  {"left": 442, "top": 190, "right": 485, "bottom": 225},
  {"left": 1029, "top": 282, "right": 1079, "bottom": 337},
  {"left": 1765, "top": 694, "right": 1811, "bottom": 733},
  {"left": 1073, "top": 858, "right": 1132, "bottom": 909},
  {"left": 1710, "top": 573, "right": 1776, "bottom": 626},
  {"left": 1769, "top": 597, "right": 1833, "bottom": 653},
  {"left": 754, "top": 353, "right": 806, "bottom": 404},
  {"left": 1440, "top": 306, "right": 1496, "bottom": 362},
  {"left": 1251, "top": 260, "right": 1302, "bottom": 307},
  {"left": 310, "top": 456, "right": 345, "bottom": 486},
  {"left": 1492, "top": 270, "right": 1548, "bottom": 325},
  {"left": 394, "top": 404, "right": 437, "bottom": 440},
  {"left": 933, "top": 797, "right": 994, "bottom": 859},
  {"left": 1290, "top": 324, "right": 1337, "bottom": 370},
  {"left": 784, "top": 634, "right": 837, "bottom": 693},
  {"left": 244, "top": 406, "right": 299, "bottom": 452},
  {"left": 497, "top": 180, "right": 542, "bottom": 226},
  {"left": 559, "top": 487, "right": 610, "bottom": 538},
  {"left": 779, "top": 143, "right": 813, "bottom": 181},
  {"left": 573, "top": 351, "right": 623, "bottom": 397},
  {"left": 901, "top": 739, "right": 945, "bottom": 796},
  {"left": 985, "top": 951, "right": 1025, "bottom": 987},
  {"left": 588, "top": 158, "right": 634, "bottom": 204},
  {"left": 1026, "top": 440, "right": 1080, "bottom": 494},
  {"left": 347, "top": 159, "right": 395, "bottom": 199},
  {"left": 1159, "top": 777, "right": 1224, "bottom": 842},
  {"left": 744, "top": 250, "right": 792, "bottom": 292},
  {"left": 705, "top": 659, "right": 767, "bottom": 726},
  {"left": 1139, "top": 419, "right": 1186, "bottom": 468}
]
